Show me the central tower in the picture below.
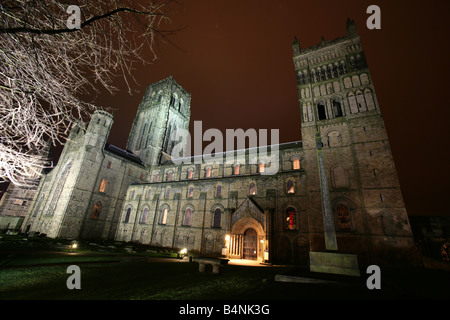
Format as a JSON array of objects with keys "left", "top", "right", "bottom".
[{"left": 127, "top": 76, "right": 191, "bottom": 167}]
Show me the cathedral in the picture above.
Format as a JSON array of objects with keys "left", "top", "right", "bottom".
[{"left": 3, "top": 20, "right": 419, "bottom": 268}]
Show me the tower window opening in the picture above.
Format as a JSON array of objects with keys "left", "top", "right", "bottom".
[
  {"left": 318, "top": 104, "right": 327, "bottom": 120},
  {"left": 333, "top": 100, "right": 343, "bottom": 117}
]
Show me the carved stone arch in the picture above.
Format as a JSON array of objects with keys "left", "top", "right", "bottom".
[
  {"left": 175, "top": 231, "right": 185, "bottom": 249},
  {"left": 203, "top": 232, "right": 215, "bottom": 253},
  {"left": 186, "top": 231, "right": 196, "bottom": 250},
  {"left": 331, "top": 165, "right": 349, "bottom": 189},
  {"left": 327, "top": 130, "right": 342, "bottom": 148},
  {"left": 231, "top": 217, "right": 265, "bottom": 238},
  {"left": 216, "top": 233, "right": 226, "bottom": 252}
]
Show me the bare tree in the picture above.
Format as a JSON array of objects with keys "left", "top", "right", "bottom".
[{"left": 0, "top": 0, "right": 176, "bottom": 186}]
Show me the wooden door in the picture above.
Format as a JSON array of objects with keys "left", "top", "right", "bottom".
[{"left": 243, "top": 228, "right": 257, "bottom": 260}]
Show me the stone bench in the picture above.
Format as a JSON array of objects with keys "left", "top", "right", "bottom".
[{"left": 193, "top": 258, "right": 228, "bottom": 274}]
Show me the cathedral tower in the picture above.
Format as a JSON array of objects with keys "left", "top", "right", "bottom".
[
  {"left": 293, "top": 19, "right": 417, "bottom": 265},
  {"left": 127, "top": 76, "right": 191, "bottom": 167}
]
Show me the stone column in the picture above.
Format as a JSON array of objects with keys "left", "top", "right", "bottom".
[{"left": 316, "top": 132, "right": 338, "bottom": 251}]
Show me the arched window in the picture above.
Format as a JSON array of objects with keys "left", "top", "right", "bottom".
[
  {"left": 167, "top": 171, "right": 173, "bottom": 181},
  {"left": 332, "top": 98, "right": 343, "bottom": 117},
  {"left": 205, "top": 167, "right": 211, "bottom": 178},
  {"left": 364, "top": 89, "right": 375, "bottom": 110},
  {"left": 124, "top": 207, "right": 131, "bottom": 223},
  {"left": 154, "top": 173, "right": 159, "bottom": 182},
  {"left": 286, "top": 207, "right": 296, "bottom": 230},
  {"left": 317, "top": 103, "right": 327, "bottom": 120},
  {"left": 336, "top": 204, "right": 351, "bottom": 230},
  {"left": 165, "top": 188, "right": 171, "bottom": 199},
  {"left": 99, "top": 179, "right": 107, "bottom": 193},
  {"left": 92, "top": 201, "right": 102, "bottom": 219},
  {"left": 141, "top": 208, "right": 149, "bottom": 223},
  {"left": 145, "top": 189, "right": 152, "bottom": 200},
  {"left": 348, "top": 93, "right": 358, "bottom": 114},
  {"left": 188, "top": 186, "right": 194, "bottom": 198},
  {"left": 130, "top": 190, "right": 135, "bottom": 200},
  {"left": 233, "top": 164, "right": 240, "bottom": 175},
  {"left": 287, "top": 180, "right": 295, "bottom": 194},
  {"left": 187, "top": 169, "right": 193, "bottom": 179},
  {"left": 356, "top": 91, "right": 367, "bottom": 111},
  {"left": 160, "top": 208, "right": 168, "bottom": 225},
  {"left": 249, "top": 182, "right": 256, "bottom": 195},
  {"left": 292, "top": 158, "right": 300, "bottom": 170},
  {"left": 216, "top": 185, "right": 222, "bottom": 197},
  {"left": 183, "top": 208, "right": 192, "bottom": 226},
  {"left": 213, "top": 208, "right": 221, "bottom": 228}
]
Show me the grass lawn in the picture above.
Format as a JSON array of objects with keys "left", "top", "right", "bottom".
[{"left": 1, "top": 235, "right": 450, "bottom": 300}]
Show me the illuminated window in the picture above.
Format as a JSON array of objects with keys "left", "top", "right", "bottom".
[
  {"left": 259, "top": 163, "right": 265, "bottom": 173},
  {"left": 287, "top": 180, "right": 295, "bottom": 194},
  {"left": 141, "top": 208, "right": 149, "bottom": 223},
  {"left": 249, "top": 182, "right": 256, "bottom": 195},
  {"left": 285, "top": 207, "right": 296, "bottom": 230},
  {"left": 213, "top": 208, "right": 221, "bottom": 228},
  {"left": 124, "top": 207, "right": 131, "bottom": 223},
  {"left": 99, "top": 179, "right": 107, "bottom": 193},
  {"left": 154, "top": 173, "right": 159, "bottom": 182},
  {"left": 188, "top": 186, "right": 194, "bottom": 198},
  {"left": 183, "top": 208, "right": 192, "bottom": 226},
  {"left": 160, "top": 208, "right": 168, "bottom": 225},
  {"left": 92, "top": 201, "right": 102, "bottom": 219},
  {"left": 233, "top": 164, "right": 240, "bottom": 175},
  {"left": 167, "top": 171, "right": 173, "bottom": 181},
  {"left": 188, "top": 169, "right": 193, "bottom": 179},
  {"left": 205, "top": 167, "right": 211, "bottom": 178},
  {"left": 293, "top": 159, "right": 300, "bottom": 170}
]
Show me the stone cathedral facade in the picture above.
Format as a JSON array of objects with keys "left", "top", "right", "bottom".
[{"left": 15, "top": 20, "right": 418, "bottom": 266}]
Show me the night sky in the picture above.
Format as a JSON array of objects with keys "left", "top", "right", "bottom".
[{"left": 85, "top": 0, "right": 449, "bottom": 217}]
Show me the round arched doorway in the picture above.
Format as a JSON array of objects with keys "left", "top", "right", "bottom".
[{"left": 243, "top": 228, "right": 258, "bottom": 260}]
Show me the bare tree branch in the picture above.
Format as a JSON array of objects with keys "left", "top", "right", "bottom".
[{"left": 0, "top": 0, "right": 177, "bottom": 186}]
